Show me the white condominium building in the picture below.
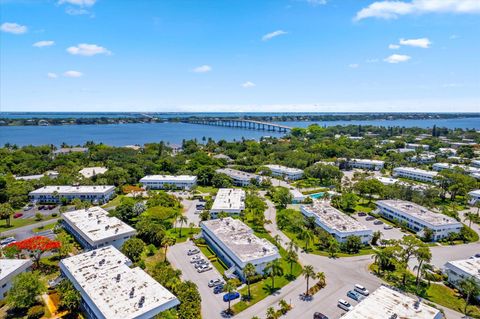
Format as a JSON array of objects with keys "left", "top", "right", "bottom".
[
  {"left": 472, "top": 159, "right": 480, "bottom": 168},
  {"left": 62, "top": 207, "right": 136, "bottom": 250},
  {"left": 210, "top": 188, "right": 246, "bottom": 218},
  {"left": 200, "top": 217, "right": 280, "bottom": 280},
  {"left": 376, "top": 200, "right": 462, "bottom": 240},
  {"left": 0, "top": 259, "right": 33, "bottom": 300},
  {"left": 444, "top": 258, "right": 480, "bottom": 293},
  {"left": 139, "top": 175, "right": 197, "bottom": 190},
  {"left": 392, "top": 167, "right": 438, "bottom": 183},
  {"left": 15, "top": 170, "right": 59, "bottom": 181},
  {"left": 342, "top": 285, "right": 443, "bottom": 319},
  {"left": 348, "top": 159, "right": 384, "bottom": 171},
  {"left": 432, "top": 163, "right": 480, "bottom": 175},
  {"left": 468, "top": 190, "right": 480, "bottom": 205},
  {"left": 215, "top": 168, "right": 261, "bottom": 186},
  {"left": 300, "top": 202, "right": 372, "bottom": 244},
  {"left": 53, "top": 147, "right": 89, "bottom": 155},
  {"left": 405, "top": 143, "right": 430, "bottom": 150},
  {"left": 264, "top": 164, "right": 304, "bottom": 180},
  {"left": 60, "top": 246, "right": 179, "bottom": 319},
  {"left": 29, "top": 185, "right": 115, "bottom": 204},
  {"left": 79, "top": 167, "right": 108, "bottom": 178}
]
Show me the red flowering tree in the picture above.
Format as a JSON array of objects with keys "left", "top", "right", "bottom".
[{"left": 8, "top": 236, "right": 61, "bottom": 268}]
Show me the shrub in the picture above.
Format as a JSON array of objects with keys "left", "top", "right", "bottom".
[{"left": 27, "top": 305, "right": 44, "bottom": 319}]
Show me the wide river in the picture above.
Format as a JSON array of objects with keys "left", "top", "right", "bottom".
[{"left": 1, "top": 117, "right": 479, "bottom": 146}]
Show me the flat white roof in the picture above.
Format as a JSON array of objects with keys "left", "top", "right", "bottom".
[
  {"left": 30, "top": 185, "right": 115, "bottom": 195},
  {"left": 54, "top": 147, "right": 88, "bottom": 153},
  {"left": 350, "top": 159, "right": 384, "bottom": 165},
  {"left": 60, "top": 246, "right": 179, "bottom": 319},
  {"left": 342, "top": 285, "right": 441, "bottom": 319},
  {"left": 302, "top": 202, "right": 369, "bottom": 233},
  {"left": 63, "top": 207, "right": 136, "bottom": 243},
  {"left": 446, "top": 258, "right": 480, "bottom": 280},
  {"left": 393, "top": 167, "right": 438, "bottom": 178},
  {"left": 264, "top": 164, "right": 303, "bottom": 174},
  {"left": 377, "top": 200, "right": 460, "bottom": 227},
  {"left": 201, "top": 217, "right": 279, "bottom": 263},
  {"left": 79, "top": 167, "right": 108, "bottom": 178},
  {"left": 0, "top": 259, "right": 32, "bottom": 283},
  {"left": 211, "top": 188, "right": 245, "bottom": 211},
  {"left": 469, "top": 190, "right": 480, "bottom": 197},
  {"left": 216, "top": 168, "right": 259, "bottom": 181},
  {"left": 139, "top": 175, "right": 197, "bottom": 182}
]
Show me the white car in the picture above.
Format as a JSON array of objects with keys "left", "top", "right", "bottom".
[
  {"left": 190, "top": 255, "right": 202, "bottom": 263},
  {"left": 338, "top": 299, "right": 353, "bottom": 311},
  {"left": 187, "top": 248, "right": 200, "bottom": 256},
  {"left": 384, "top": 225, "right": 393, "bottom": 230},
  {"left": 197, "top": 264, "right": 212, "bottom": 273},
  {"left": 354, "top": 284, "right": 370, "bottom": 296},
  {"left": 0, "top": 237, "right": 16, "bottom": 248},
  {"left": 208, "top": 278, "right": 224, "bottom": 287}
]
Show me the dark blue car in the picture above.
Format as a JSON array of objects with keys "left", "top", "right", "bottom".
[
  {"left": 213, "top": 285, "right": 224, "bottom": 294},
  {"left": 223, "top": 292, "right": 240, "bottom": 302}
]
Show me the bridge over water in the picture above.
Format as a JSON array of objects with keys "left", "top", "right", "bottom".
[{"left": 184, "top": 118, "right": 292, "bottom": 133}]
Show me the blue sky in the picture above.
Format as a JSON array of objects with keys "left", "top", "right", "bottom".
[{"left": 1, "top": 0, "right": 479, "bottom": 112}]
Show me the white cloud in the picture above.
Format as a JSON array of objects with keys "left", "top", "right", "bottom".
[
  {"left": 63, "top": 70, "right": 83, "bottom": 78},
  {"left": 366, "top": 58, "right": 379, "bottom": 63},
  {"left": 384, "top": 54, "right": 411, "bottom": 63},
  {"left": 58, "top": 0, "right": 96, "bottom": 6},
  {"left": 47, "top": 73, "right": 58, "bottom": 79},
  {"left": 242, "top": 81, "right": 256, "bottom": 88},
  {"left": 262, "top": 30, "right": 288, "bottom": 41},
  {"left": 399, "top": 37, "right": 431, "bottom": 48},
  {"left": 348, "top": 63, "right": 359, "bottom": 68},
  {"left": 65, "top": 8, "right": 91, "bottom": 15},
  {"left": 304, "top": 0, "right": 327, "bottom": 6},
  {"left": 33, "top": 40, "right": 55, "bottom": 48},
  {"left": 192, "top": 65, "right": 212, "bottom": 73},
  {"left": 1, "top": 22, "right": 27, "bottom": 34},
  {"left": 355, "top": 0, "right": 480, "bottom": 21},
  {"left": 67, "top": 43, "right": 111, "bottom": 56},
  {"left": 388, "top": 44, "right": 400, "bottom": 49}
]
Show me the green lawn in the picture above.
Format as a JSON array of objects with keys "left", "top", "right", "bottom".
[
  {"left": 166, "top": 227, "right": 200, "bottom": 243},
  {"left": 195, "top": 186, "right": 218, "bottom": 194},
  {"left": 427, "top": 284, "right": 480, "bottom": 318},
  {"left": 0, "top": 215, "right": 59, "bottom": 233},
  {"left": 33, "top": 222, "right": 57, "bottom": 233},
  {"left": 102, "top": 195, "right": 125, "bottom": 208}
]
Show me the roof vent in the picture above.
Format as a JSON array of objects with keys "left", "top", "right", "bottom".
[
  {"left": 116, "top": 274, "right": 121, "bottom": 282},
  {"left": 129, "top": 287, "right": 135, "bottom": 298},
  {"left": 139, "top": 296, "right": 145, "bottom": 308}
]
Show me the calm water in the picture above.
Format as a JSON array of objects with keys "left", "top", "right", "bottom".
[{"left": 0, "top": 117, "right": 479, "bottom": 146}]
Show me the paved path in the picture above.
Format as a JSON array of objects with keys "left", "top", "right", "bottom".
[{"left": 0, "top": 217, "right": 60, "bottom": 239}]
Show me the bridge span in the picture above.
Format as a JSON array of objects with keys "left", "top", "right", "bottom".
[{"left": 184, "top": 118, "right": 292, "bottom": 133}]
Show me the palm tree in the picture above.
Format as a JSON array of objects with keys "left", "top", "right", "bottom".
[
  {"left": 414, "top": 246, "right": 432, "bottom": 291},
  {"left": 266, "top": 306, "right": 277, "bottom": 319},
  {"left": 161, "top": 235, "right": 175, "bottom": 262},
  {"left": 243, "top": 263, "right": 256, "bottom": 300},
  {"left": 459, "top": 277, "right": 480, "bottom": 315},
  {"left": 178, "top": 215, "right": 188, "bottom": 237},
  {"left": 0, "top": 203, "right": 14, "bottom": 227},
  {"left": 317, "top": 271, "right": 326, "bottom": 288},
  {"left": 302, "top": 228, "right": 315, "bottom": 252},
  {"left": 264, "top": 259, "right": 283, "bottom": 291},
  {"left": 285, "top": 248, "right": 298, "bottom": 276},
  {"left": 278, "top": 299, "right": 290, "bottom": 314},
  {"left": 302, "top": 265, "right": 317, "bottom": 296},
  {"left": 188, "top": 222, "right": 195, "bottom": 234},
  {"left": 287, "top": 240, "right": 299, "bottom": 252},
  {"left": 223, "top": 280, "right": 236, "bottom": 314},
  {"left": 273, "top": 234, "right": 282, "bottom": 247},
  {"left": 464, "top": 213, "right": 476, "bottom": 228}
]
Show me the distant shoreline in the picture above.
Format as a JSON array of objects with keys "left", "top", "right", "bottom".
[{"left": 1, "top": 112, "right": 479, "bottom": 127}]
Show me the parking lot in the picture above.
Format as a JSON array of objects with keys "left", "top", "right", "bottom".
[
  {"left": 354, "top": 212, "right": 406, "bottom": 241},
  {"left": 168, "top": 241, "right": 237, "bottom": 319}
]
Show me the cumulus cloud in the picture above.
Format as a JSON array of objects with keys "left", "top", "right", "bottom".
[
  {"left": 399, "top": 37, "right": 431, "bottom": 48},
  {"left": 262, "top": 30, "right": 288, "bottom": 41},
  {"left": 67, "top": 43, "right": 111, "bottom": 56},
  {"left": 47, "top": 73, "right": 58, "bottom": 79},
  {"left": 63, "top": 70, "right": 83, "bottom": 78},
  {"left": 65, "top": 8, "right": 91, "bottom": 15},
  {"left": 242, "top": 81, "right": 256, "bottom": 88},
  {"left": 192, "top": 65, "right": 212, "bottom": 73},
  {"left": 58, "top": 0, "right": 96, "bottom": 6},
  {"left": 355, "top": 0, "right": 480, "bottom": 21},
  {"left": 384, "top": 54, "right": 411, "bottom": 63},
  {"left": 1, "top": 22, "right": 27, "bottom": 34},
  {"left": 348, "top": 63, "right": 359, "bottom": 68},
  {"left": 33, "top": 40, "right": 55, "bottom": 48},
  {"left": 388, "top": 44, "right": 400, "bottom": 49}
]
